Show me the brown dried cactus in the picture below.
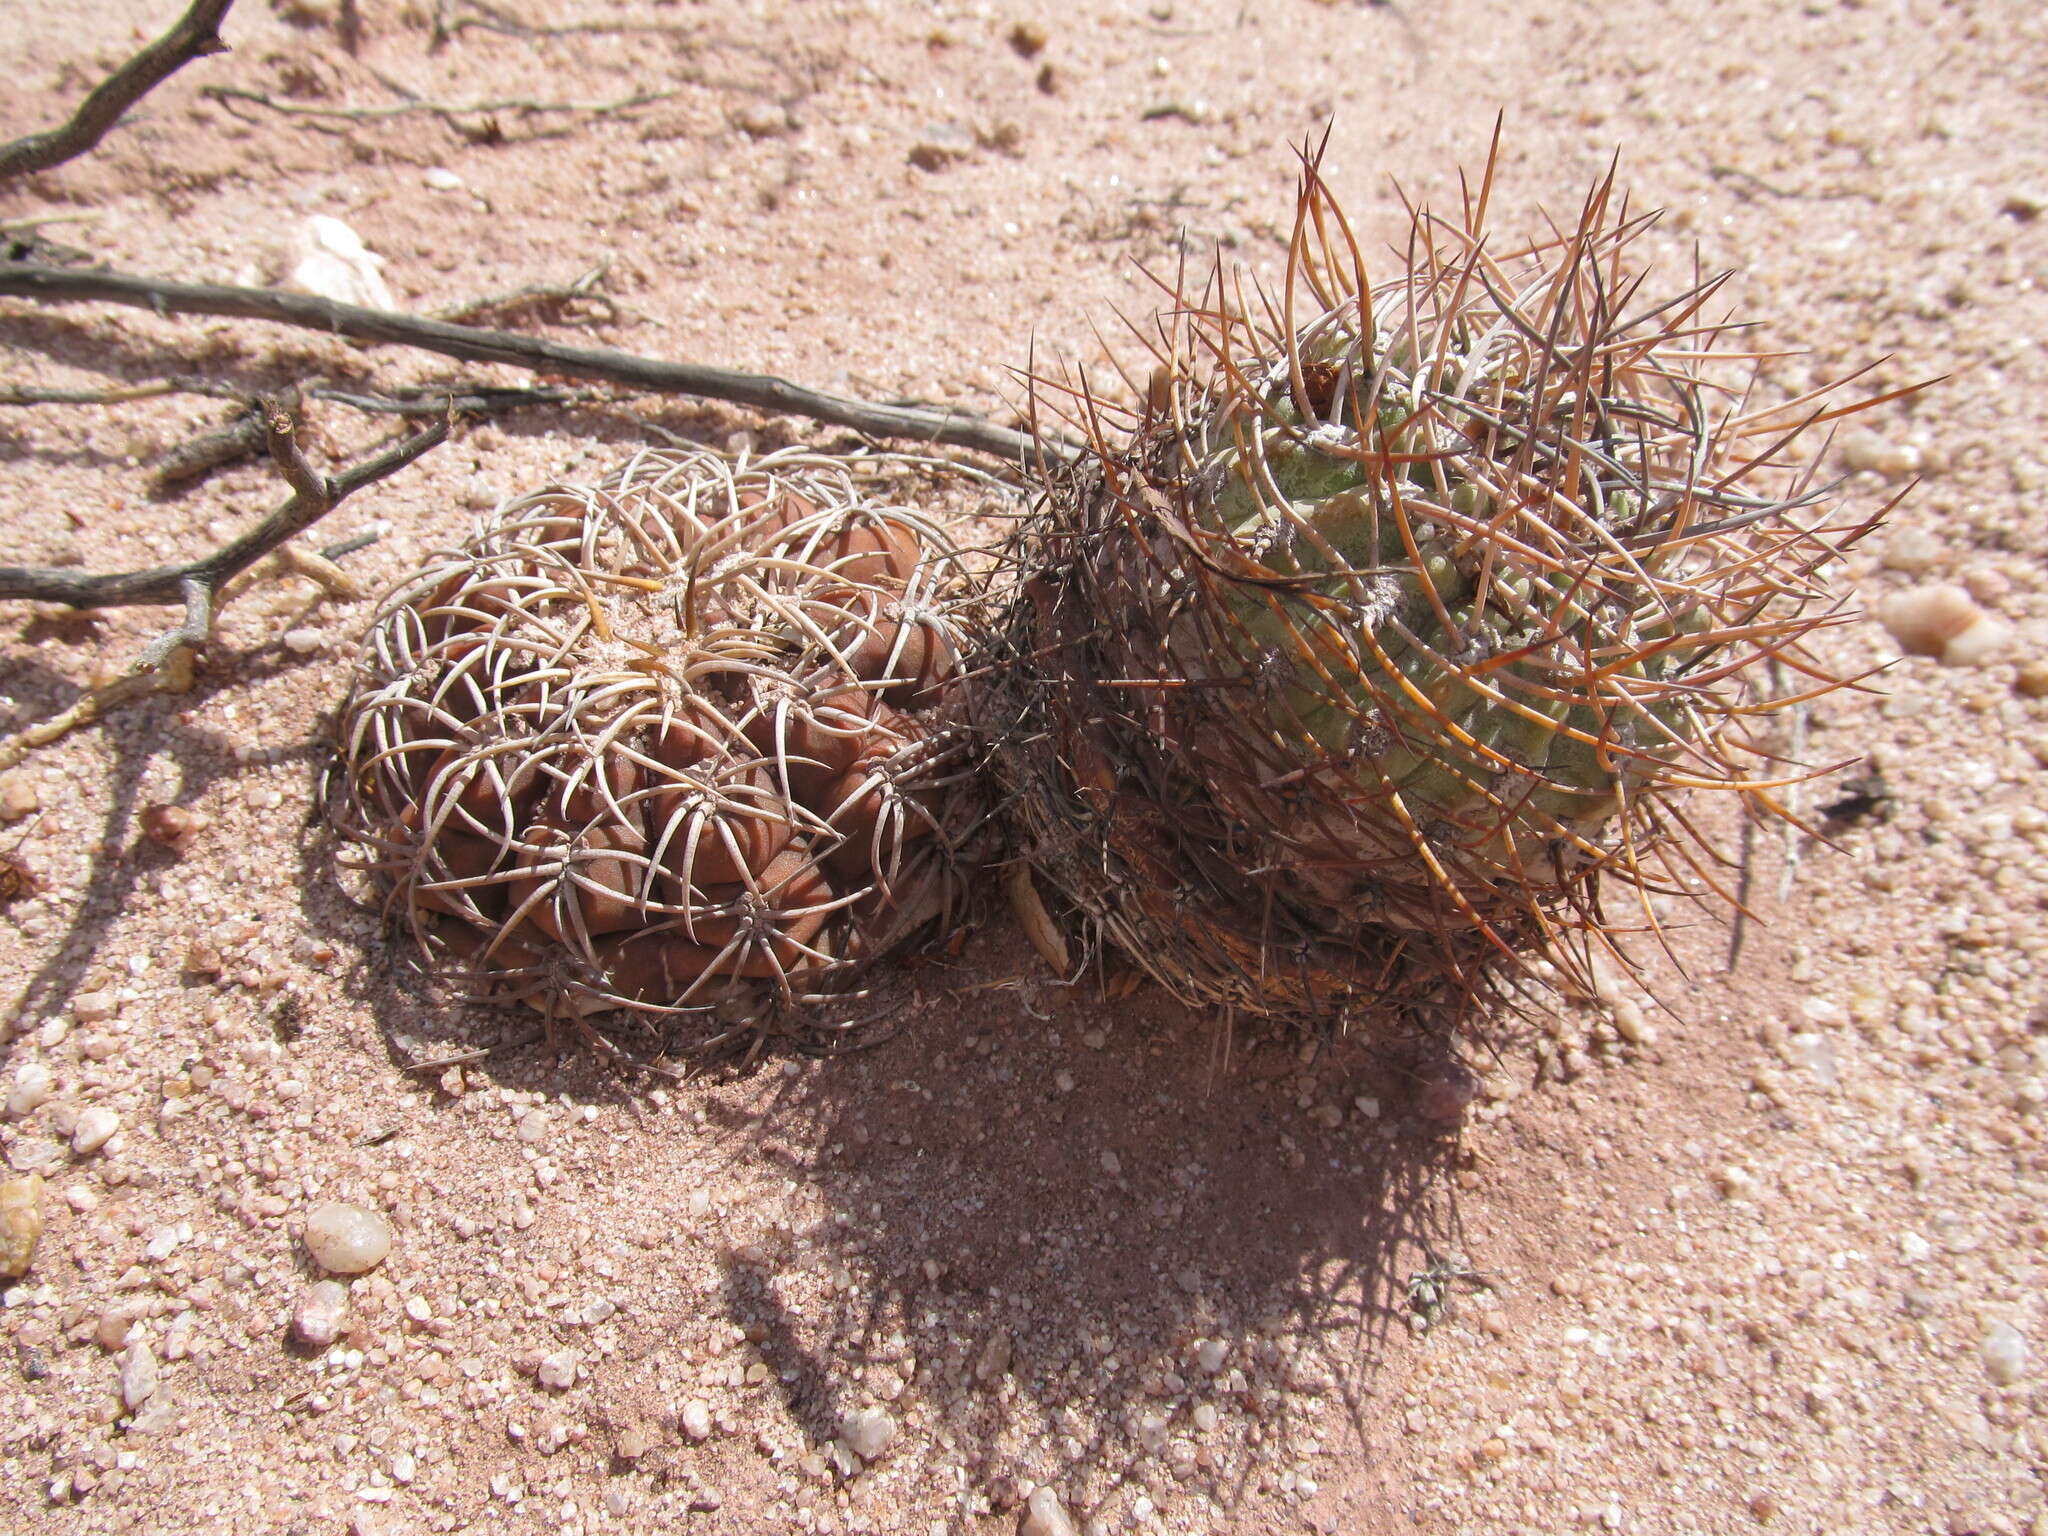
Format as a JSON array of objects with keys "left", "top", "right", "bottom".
[{"left": 330, "top": 446, "right": 987, "bottom": 1059}]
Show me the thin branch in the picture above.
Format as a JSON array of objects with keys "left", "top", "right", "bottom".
[
  {"left": 201, "top": 83, "right": 677, "bottom": 128},
  {"left": 1, "top": 379, "right": 213, "bottom": 407},
  {"left": 0, "top": 407, "right": 449, "bottom": 611},
  {"left": 1, "top": 376, "right": 599, "bottom": 489},
  {"left": 0, "top": 1, "right": 236, "bottom": 183},
  {"left": 0, "top": 407, "right": 446, "bottom": 769},
  {"left": 0, "top": 261, "right": 1048, "bottom": 464},
  {"left": 439, "top": 0, "right": 705, "bottom": 41},
  {"left": 1, "top": 375, "right": 590, "bottom": 418}
]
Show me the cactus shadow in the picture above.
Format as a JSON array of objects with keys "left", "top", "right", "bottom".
[
  {"left": 291, "top": 821, "right": 1476, "bottom": 1530},
  {"left": 693, "top": 922, "right": 1472, "bottom": 1533}
]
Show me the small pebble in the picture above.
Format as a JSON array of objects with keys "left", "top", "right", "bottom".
[
  {"left": 2015, "top": 659, "right": 2048, "bottom": 699},
  {"left": 2001, "top": 190, "right": 2045, "bottom": 222},
  {"left": 422, "top": 167, "right": 465, "bottom": 192},
  {"left": 732, "top": 100, "right": 792, "bottom": 137},
  {"left": 1610, "top": 998, "right": 1654, "bottom": 1046},
  {"left": 908, "top": 122, "right": 974, "bottom": 171},
  {"left": 1193, "top": 1338, "right": 1228, "bottom": 1374},
  {"left": 840, "top": 1406, "right": 897, "bottom": 1461},
  {"left": 1981, "top": 1322, "right": 2028, "bottom": 1385},
  {"left": 302, "top": 1202, "right": 393, "bottom": 1274},
  {"left": 0, "top": 1175, "right": 45, "bottom": 1278},
  {"left": 71, "top": 1107, "right": 120, "bottom": 1156},
  {"left": 293, "top": 1280, "right": 350, "bottom": 1348},
  {"left": 96, "top": 1305, "right": 142, "bottom": 1351},
  {"left": 615, "top": 1424, "right": 654, "bottom": 1461},
  {"left": 0, "top": 770, "right": 38, "bottom": 822},
  {"left": 680, "top": 1399, "right": 713, "bottom": 1441},
  {"left": 6, "top": 1063, "right": 52, "bottom": 1120},
  {"left": 1020, "top": 1486, "right": 1079, "bottom": 1536},
  {"left": 1880, "top": 528, "right": 1946, "bottom": 575},
  {"left": 536, "top": 1347, "right": 580, "bottom": 1391},
  {"left": 140, "top": 804, "right": 209, "bottom": 850},
  {"left": 120, "top": 1340, "right": 160, "bottom": 1412},
  {"left": 7, "top": 1140, "right": 62, "bottom": 1174},
  {"left": 1840, "top": 430, "right": 1922, "bottom": 479},
  {"left": 128, "top": 1395, "right": 178, "bottom": 1435},
  {"left": 1717, "top": 1165, "right": 1757, "bottom": 1199},
  {"left": 1876, "top": 584, "right": 2009, "bottom": 666},
  {"left": 1943, "top": 614, "right": 2012, "bottom": 667},
  {"left": 1008, "top": 20, "right": 1049, "bottom": 57},
  {"left": 1416, "top": 1064, "right": 1478, "bottom": 1123},
  {"left": 282, "top": 627, "right": 327, "bottom": 655},
  {"left": 72, "top": 991, "right": 118, "bottom": 1024},
  {"left": 974, "top": 1328, "right": 1013, "bottom": 1384},
  {"left": 1788, "top": 1032, "right": 1838, "bottom": 1087}
]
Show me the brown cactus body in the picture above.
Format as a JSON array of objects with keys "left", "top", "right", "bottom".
[{"left": 330, "top": 447, "right": 985, "bottom": 1058}]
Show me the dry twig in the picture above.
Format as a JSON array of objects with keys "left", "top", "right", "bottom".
[
  {"left": 0, "top": 406, "right": 444, "bottom": 611},
  {"left": 435, "top": 0, "right": 704, "bottom": 43},
  {"left": 430, "top": 260, "right": 652, "bottom": 329},
  {"left": 201, "top": 83, "right": 677, "bottom": 132},
  {"left": 0, "top": 408, "right": 448, "bottom": 768},
  {"left": 0, "top": 0, "right": 236, "bottom": 183},
  {"left": 0, "top": 263, "right": 1045, "bottom": 463}
]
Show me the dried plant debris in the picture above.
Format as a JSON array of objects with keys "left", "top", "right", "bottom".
[{"left": 329, "top": 446, "right": 991, "bottom": 1061}]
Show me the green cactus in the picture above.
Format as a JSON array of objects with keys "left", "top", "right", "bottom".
[{"left": 992, "top": 139, "right": 1885, "bottom": 1018}]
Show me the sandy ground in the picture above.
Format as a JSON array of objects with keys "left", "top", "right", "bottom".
[{"left": 2, "top": 1, "right": 2047, "bottom": 1533}]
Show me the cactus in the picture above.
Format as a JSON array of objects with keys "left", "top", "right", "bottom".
[
  {"left": 992, "top": 141, "right": 1886, "bottom": 1021},
  {"left": 329, "top": 446, "right": 985, "bottom": 1059}
]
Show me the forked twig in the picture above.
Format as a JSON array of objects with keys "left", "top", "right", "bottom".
[{"left": 0, "top": 408, "right": 448, "bottom": 768}]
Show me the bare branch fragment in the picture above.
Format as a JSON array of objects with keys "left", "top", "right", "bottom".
[
  {"left": 0, "top": 0, "right": 237, "bottom": 183},
  {"left": 0, "top": 262, "right": 1047, "bottom": 465}
]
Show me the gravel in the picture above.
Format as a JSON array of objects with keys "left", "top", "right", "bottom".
[
  {"left": 0, "top": 1175, "right": 43, "bottom": 1278},
  {"left": 1980, "top": 1323, "right": 2028, "bottom": 1385},
  {"left": 69, "top": 1106, "right": 119, "bottom": 1156},
  {"left": 0, "top": 5, "right": 2041, "bottom": 1535},
  {"left": 839, "top": 1406, "right": 898, "bottom": 1461},
  {"left": 292, "top": 1280, "right": 350, "bottom": 1348}
]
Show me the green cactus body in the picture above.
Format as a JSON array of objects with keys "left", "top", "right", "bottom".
[
  {"left": 1000, "top": 146, "right": 1872, "bottom": 1019},
  {"left": 1138, "top": 337, "right": 1725, "bottom": 919}
]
